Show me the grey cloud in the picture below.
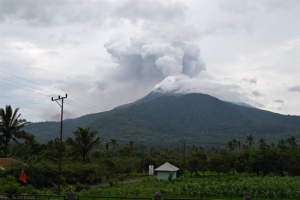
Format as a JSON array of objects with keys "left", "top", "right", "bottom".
[
  {"left": 202, "top": 21, "right": 251, "bottom": 36},
  {"left": 41, "top": 106, "right": 77, "bottom": 121},
  {"left": 252, "top": 90, "right": 264, "bottom": 97},
  {"left": 243, "top": 78, "right": 257, "bottom": 84},
  {"left": 255, "top": 102, "right": 265, "bottom": 108},
  {"left": 94, "top": 80, "right": 107, "bottom": 91},
  {"left": 274, "top": 99, "right": 284, "bottom": 104},
  {"left": 220, "top": 0, "right": 299, "bottom": 15},
  {"left": 0, "top": 0, "right": 111, "bottom": 26},
  {"left": 114, "top": 0, "right": 187, "bottom": 22},
  {"left": 54, "top": 74, "right": 94, "bottom": 91},
  {"left": 288, "top": 85, "right": 300, "bottom": 93},
  {"left": 113, "top": 0, "right": 198, "bottom": 41}
]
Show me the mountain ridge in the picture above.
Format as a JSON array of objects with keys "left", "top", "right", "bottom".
[{"left": 24, "top": 93, "right": 300, "bottom": 146}]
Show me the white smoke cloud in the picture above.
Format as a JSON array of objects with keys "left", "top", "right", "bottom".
[
  {"left": 152, "top": 75, "right": 254, "bottom": 104},
  {"left": 105, "top": 39, "right": 206, "bottom": 82}
]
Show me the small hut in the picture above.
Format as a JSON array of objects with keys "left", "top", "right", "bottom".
[
  {"left": 154, "top": 162, "right": 179, "bottom": 180},
  {"left": 0, "top": 158, "right": 26, "bottom": 170}
]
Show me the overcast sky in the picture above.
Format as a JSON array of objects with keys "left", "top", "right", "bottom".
[{"left": 0, "top": 0, "right": 299, "bottom": 122}]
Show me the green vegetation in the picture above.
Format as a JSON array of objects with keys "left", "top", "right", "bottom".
[
  {"left": 66, "top": 127, "right": 100, "bottom": 163},
  {"left": 24, "top": 93, "right": 300, "bottom": 146},
  {"left": 78, "top": 176, "right": 300, "bottom": 199},
  {"left": 1, "top": 104, "right": 300, "bottom": 199},
  {"left": 0, "top": 105, "right": 32, "bottom": 157}
]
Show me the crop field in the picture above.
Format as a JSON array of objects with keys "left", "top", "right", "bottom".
[{"left": 77, "top": 176, "right": 300, "bottom": 199}]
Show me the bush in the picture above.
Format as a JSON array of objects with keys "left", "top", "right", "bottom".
[
  {"left": 0, "top": 175, "right": 38, "bottom": 194},
  {"left": 2, "top": 161, "right": 103, "bottom": 188}
]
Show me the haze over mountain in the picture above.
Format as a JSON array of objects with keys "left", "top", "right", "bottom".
[{"left": 24, "top": 93, "right": 300, "bottom": 147}]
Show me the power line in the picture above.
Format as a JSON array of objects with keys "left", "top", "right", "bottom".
[
  {"left": 0, "top": 80, "right": 96, "bottom": 114},
  {"left": 67, "top": 99, "right": 97, "bottom": 113},
  {"left": 0, "top": 78, "right": 95, "bottom": 111},
  {"left": 0, "top": 80, "right": 52, "bottom": 97},
  {"left": 0, "top": 77, "right": 56, "bottom": 95},
  {"left": 0, "top": 70, "right": 104, "bottom": 111}
]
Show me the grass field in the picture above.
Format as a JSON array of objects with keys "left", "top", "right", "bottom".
[{"left": 73, "top": 173, "right": 300, "bottom": 200}]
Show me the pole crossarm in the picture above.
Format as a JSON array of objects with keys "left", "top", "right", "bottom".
[{"left": 52, "top": 94, "right": 68, "bottom": 104}]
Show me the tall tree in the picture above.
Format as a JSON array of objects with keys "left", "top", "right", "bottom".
[
  {"left": 286, "top": 136, "right": 298, "bottom": 148},
  {"left": 226, "top": 141, "right": 235, "bottom": 152},
  {"left": 259, "top": 138, "right": 267, "bottom": 149},
  {"left": 66, "top": 127, "right": 100, "bottom": 163},
  {"left": 105, "top": 142, "right": 110, "bottom": 157},
  {"left": 0, "top": 105, "right": 31, "bottom": 157},
  {"left": 246, "top": 134, "right": 254, "bottom": 147},
  {"left": 110, "top": 138, "right": 118, "bottom": 157},
  {"left": 278, "top": 139, "right": 287, "bottom": 149},
  {"left": 128, "top": 140, "right": 135, "bottom": 157}
]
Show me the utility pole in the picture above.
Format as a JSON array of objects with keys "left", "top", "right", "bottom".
[
  {"left": 51, "top": 94, "right": 67, "bottom": 195},
  {"left": 179, "top": 139, "right": 187, "bottom": 177}
]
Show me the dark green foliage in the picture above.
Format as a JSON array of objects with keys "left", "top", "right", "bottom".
[
  {"left": 24, "top": 94, "right": 300, "bottom": 146},
  {"left": 1, "top": 161, "right": 103, "bottom": 188},
  {"left": 66, "top": 127, "right": 100, "bottom": 164},
  {"left": 0, "top": 175, "right": 38, "bottom": 194},
  {"left": 0, "top": 105, "right": 31, "bottom": 157}
]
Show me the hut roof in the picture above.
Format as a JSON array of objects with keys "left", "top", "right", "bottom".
[
  {"left": 154, "top": 162, "right": 179, "bottom": 172},
  {"left": 0, "top": 158, "right": 25, "bottom": 170}
]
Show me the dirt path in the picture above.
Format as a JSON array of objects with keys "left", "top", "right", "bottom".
[{"left": 91, "top": 179, "right": 143, "bottom": 188}]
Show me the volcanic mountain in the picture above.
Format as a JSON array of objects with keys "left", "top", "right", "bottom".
[{"left": 24, "top": 93, "right": 300, "bottom": 146}]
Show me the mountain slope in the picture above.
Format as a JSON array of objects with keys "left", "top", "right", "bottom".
[{"left": 24, "top": 93, "right": 300, "bottom": 146}]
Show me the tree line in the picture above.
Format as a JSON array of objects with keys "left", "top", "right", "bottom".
[{"left": 0, "top": 105, "right": 299, "bottom": 191}]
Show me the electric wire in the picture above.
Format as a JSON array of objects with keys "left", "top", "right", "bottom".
[
  {"left": 0, "top": 77, "right": 56, "bottom": 95},
  {"left": 0, "top": 77, "right": 95, "bottom": 112},
  {"left": 0, "top": 70, "right": 104, "bottom": 111},
  {"left": 0, "top": 80, "right": 96, "bottom": 113}
]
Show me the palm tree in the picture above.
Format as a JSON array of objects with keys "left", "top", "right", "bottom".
[
  {"left": 286, "top": 136, "right": 298, "bottom": 148},
  {"left": 246, "top": 134, "right": 254, "bottom": 147},
  {"left": 110, "top": 138, "right": 118, "bottom": 157},
  {"left": 105, "top": 142, "right": 110, "bottom": 157},
  {"left": 226, "top": 141, "right": 235, "bottom": 152},
  {"left": 0, "top": 105, "right": 31, "bottom": 157},
  {"left": 277, "top": 139, "right": 286, "bottom": 149},
  {"left": 128, "top": 140, "right": 135, "bottom": 157},
  {"left": 66, "top": 127, "right": 100, "bottom": 163},
  {"left": 258, "top": 138, "right": 266, "bottom": 149}
]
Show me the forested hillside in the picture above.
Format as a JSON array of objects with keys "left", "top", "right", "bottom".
[{"left": 24, "top": 93, "right": 300, "bottom": 146}]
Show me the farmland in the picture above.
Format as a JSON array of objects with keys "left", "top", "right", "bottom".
[{"left": 75, "top": 175, "right": 300, "bottom": 199}]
